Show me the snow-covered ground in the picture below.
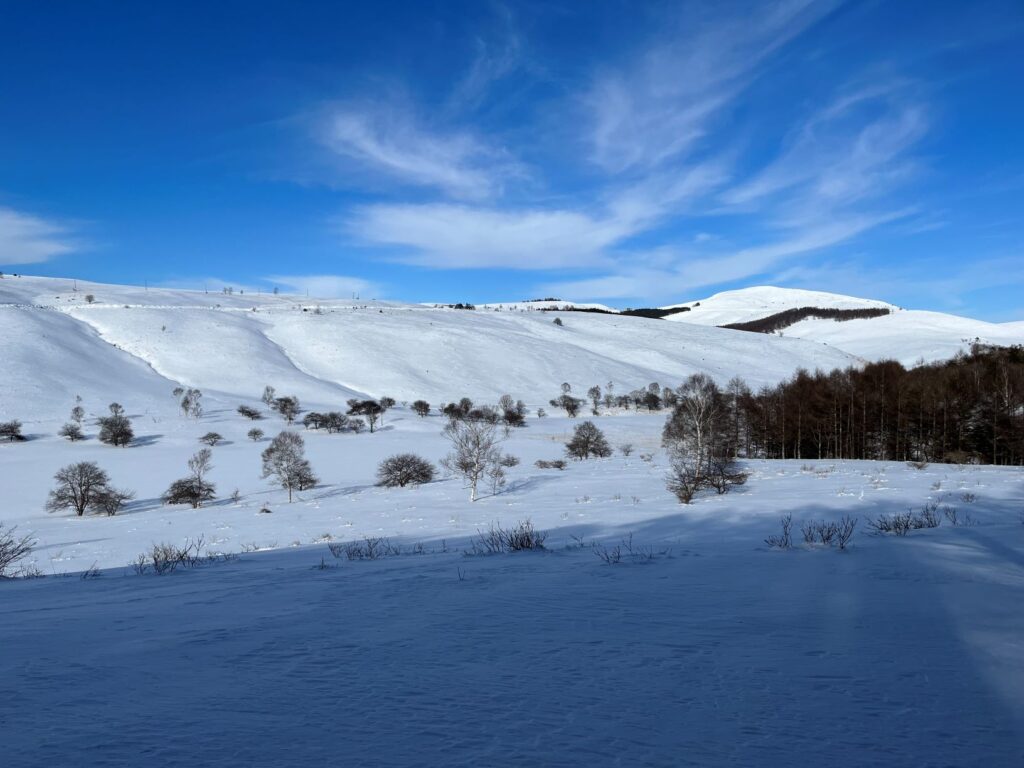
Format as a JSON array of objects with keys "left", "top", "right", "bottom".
[
  {"left": 3, "top": 274, "right": 1024, "bottom": 765},
  {"left": 2, "top": 408, "right": 1022, "bottom": 766}
]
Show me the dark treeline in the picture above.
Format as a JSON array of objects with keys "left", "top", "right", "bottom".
[
  {"left": 721, "top": 306, "right": 891, "bottom": 334},
  {"left": 539, "top": 305, "right": 691, "bottom": 319},
  {"left": 712, "top": 345, "right": 1024, "bottom": 465}
]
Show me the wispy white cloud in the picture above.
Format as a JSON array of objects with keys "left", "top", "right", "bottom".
[
  {"left": 447, "top": 2, "right": 523, "bottom": 111},
  {"left": 346, "top": 160, "right": 729, "bottom": 269},
  {"left": 318, "top": 101, "right": 522, "bottom": 200},
  {"left": 0, "top": 206, "right": 79, "bottom": 265},
  {"left": 263, "top": 274, "right": 382, "bottom": 299},
  {"left": 585, "top": 0, "right": 839, "bottom": 173},
  {"left": 724, "top": 83, "right": 928, "bottom": 208}
]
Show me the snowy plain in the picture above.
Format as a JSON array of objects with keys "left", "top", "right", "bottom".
[{"left": 2, "top": 275, "right": 1024, "bottom": 766}]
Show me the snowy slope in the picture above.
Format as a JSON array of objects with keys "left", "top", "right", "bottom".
[
  {"left": 0, "top": 276, "right": 860, "bottom": 421},
  {"left": 783, "top": 309, "right": 1024, "bottom": 365},
  {"left": 662, "top": 285, "right": 1024, "bottom": 365},
  {"left": 662, "top": 286, "right": 896, "bottom": 326}
]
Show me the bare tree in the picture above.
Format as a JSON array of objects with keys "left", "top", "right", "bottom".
[
  {"left": 566, "top": 420, "right": 612, "bottom": 460},
  {"left": 98, "top": 405, "right": 133, "bottom": 447},
  {"left": 179, "top": 388, "right": 203, "bottom": 418},
  {"left": 347, "top": 399, "right": 383, "bottom": 432},
  {"left": 247, "top": 427, "right": 264, "bottom": 441},
  {"left": 237, "top": 405, "right": 261, "bottom": 420},
  {"left": 59, "top": 422, "right": 85, "bottom": 441},
  {"left": 46, "top": 462, "right": 116, "bottom": 516},
  {"left": 163, "top": 448, "right": 216, "bottom": 508},
  {"left": 663, "top": 373, "right": 722, "bottom": 481},
  {"left": 70, "top": 404, "right": 85, "bottom": 424},
  {"left": 0, "top": 420, "right": 24, "bottom": 442},
  {"left": 261, "top": 431, "right": 317, "bottom": 502},
  {"left": 273, "top": 396, "right": 300, "bottom": 424},
  {"left": 412, "top": 400, "right": 431, "bottom": 417},
  {"left": 377, "top": 454, "right": 435, "bottom": 487},
  {"left": 199, "top": 432, "right": 223, "bottom": 446},
  {"left": 379, "top": 396, "right": 396, "bottom": 425},
  {"left": 441, "top": 418, "right": 504, "bottom": 501},
  {"left": 587, "top": 385, "right": 602, "bottom": 415},
  {"left": 261, "top": 385, "right": 276, "bottom": 407}
]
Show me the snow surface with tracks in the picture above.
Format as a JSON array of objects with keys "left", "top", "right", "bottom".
[{"left": 2, "top": 274, "right": 1023, "bottom": 766}]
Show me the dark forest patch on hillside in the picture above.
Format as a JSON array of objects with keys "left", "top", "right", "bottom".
[{"left": 721, "top": 306, "right": 891, "bottom": 334}]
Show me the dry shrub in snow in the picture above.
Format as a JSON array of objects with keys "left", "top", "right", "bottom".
[
  {"left": 470, "top": 520, "right": 547, "bottom": 554},
  {"left": 0, "top": 523, "right": 35, "bottom": 577},
  {"left": 535, "top": 459, "right": 567, "bottom": 470},
  {"left": 0, "top": 420, "right": 25, "bottom": 442}
]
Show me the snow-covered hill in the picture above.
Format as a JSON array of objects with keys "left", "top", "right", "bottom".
[
  {"left": 663, "top": 286, "right": 1024, "bottom": 365},
  {"left": 662, "top": 286, "right": 897, "bottom": 325},
  {"left": 0, "top": 275, "right": 860, "bottom": 422}
]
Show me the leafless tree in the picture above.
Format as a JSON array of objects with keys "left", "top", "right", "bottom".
[
  {"left": 441, "top": 418, "right": 504, "bottom": 501},
  {"left": 566, "top": 420, "right": 612, "bottom": 460},
  {"left": 0, "top": 523, "right": 35, "bottom": 577},
  {"left": 261, "top": 431, "right": 317, "bottom": 502},
  {"left": 46, "top": 462, "right": 117, "bottom": 516}
]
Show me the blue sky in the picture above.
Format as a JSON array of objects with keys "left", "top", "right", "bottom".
[{"left": 1, "top": 1, "right": 1022, "bottom": 318}]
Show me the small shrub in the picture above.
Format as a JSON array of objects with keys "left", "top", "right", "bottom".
[
  {"left": 161, "top": 478, "right": 216, "bottom": 508},
  {"left": 535, "top": 459, "right": 567, "bottom": 470},
  {"left": 376, "top": 453, "right": 436, "bottom": 488},
  {"left": 499, "top": 454, "right": 520, "bottom": 467},
  {"left": 0, "top": 523, "right": 35, "bottom": 577},
  {"left": 907, "top": 460, "right": 929, "bottom": 470},
  {"left": 619, "top": 443, "right": 634, "bottom": 457},
  {"left": 237, "top": 405, "right": 261, "bottom": 420},
  {"left": 248, "top": 428, "right": 264, "bottom": 441},
  {"left": 471, "top": 520, "right": 547, "bottom": 554},
  {"left": 836, "top": 515, "right": 857, "bottom": 550},
  {"left": 764, "top": 514, "right": 793, "bottom": 549},
  {"left": 199, "top": 432, "right": 223, "bottom": 446}
]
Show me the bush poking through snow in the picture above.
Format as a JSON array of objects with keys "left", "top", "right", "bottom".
[
  {"left": 868, "top": 503, "right": 943, "bottom": 536},
  {"left": 619, "top": 443, "right": 634, "bottom": 457},
  {"left": 765, "top": 514, "right": 794, "bottom": 549},
  {"left": 907, "top": 460, "right": 929, "bottom": 471},
  {"left": 199, "top": 432, "right": 223, "bottom": 446},
  {"left": 535, "top": 459, "right": 567, "bottom": 470},
  {"left": 412, "top": 400, "right": 431, "bottom": 417},
  {"left": 0, "top": 523, "right": 35, "bottom": 577},
  {"left": 565, "top": 420, "right": 612, "bottom": 460},
  {"left": 470, "top": 520, "right": 547, "bottom": 554},
  {"left": 131, "top": 536, "right": 233, "bottom": 575},
  {"left": 248, "top": 427, "right": 264, "bottom": 441},
  {"left": 237, "top": 405, "right": 261, "bottom": 420},
  {"left": 377, "top": 454, "right": 436, "bottom": 487}
]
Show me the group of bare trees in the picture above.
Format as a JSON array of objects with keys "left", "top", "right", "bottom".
[{"left": 695, "top": 345, "right": 1024, "bottom": 465}]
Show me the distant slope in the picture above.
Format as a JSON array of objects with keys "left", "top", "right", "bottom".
[
  {"left": 662, "top": 285, "right": 1024, "bottom": 365},
  {"left": 663, "top": 286, "right": 896, "bottom": 327},
  {"left": 783, "top": 310, "right": 1024, "bottom": 366}
]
